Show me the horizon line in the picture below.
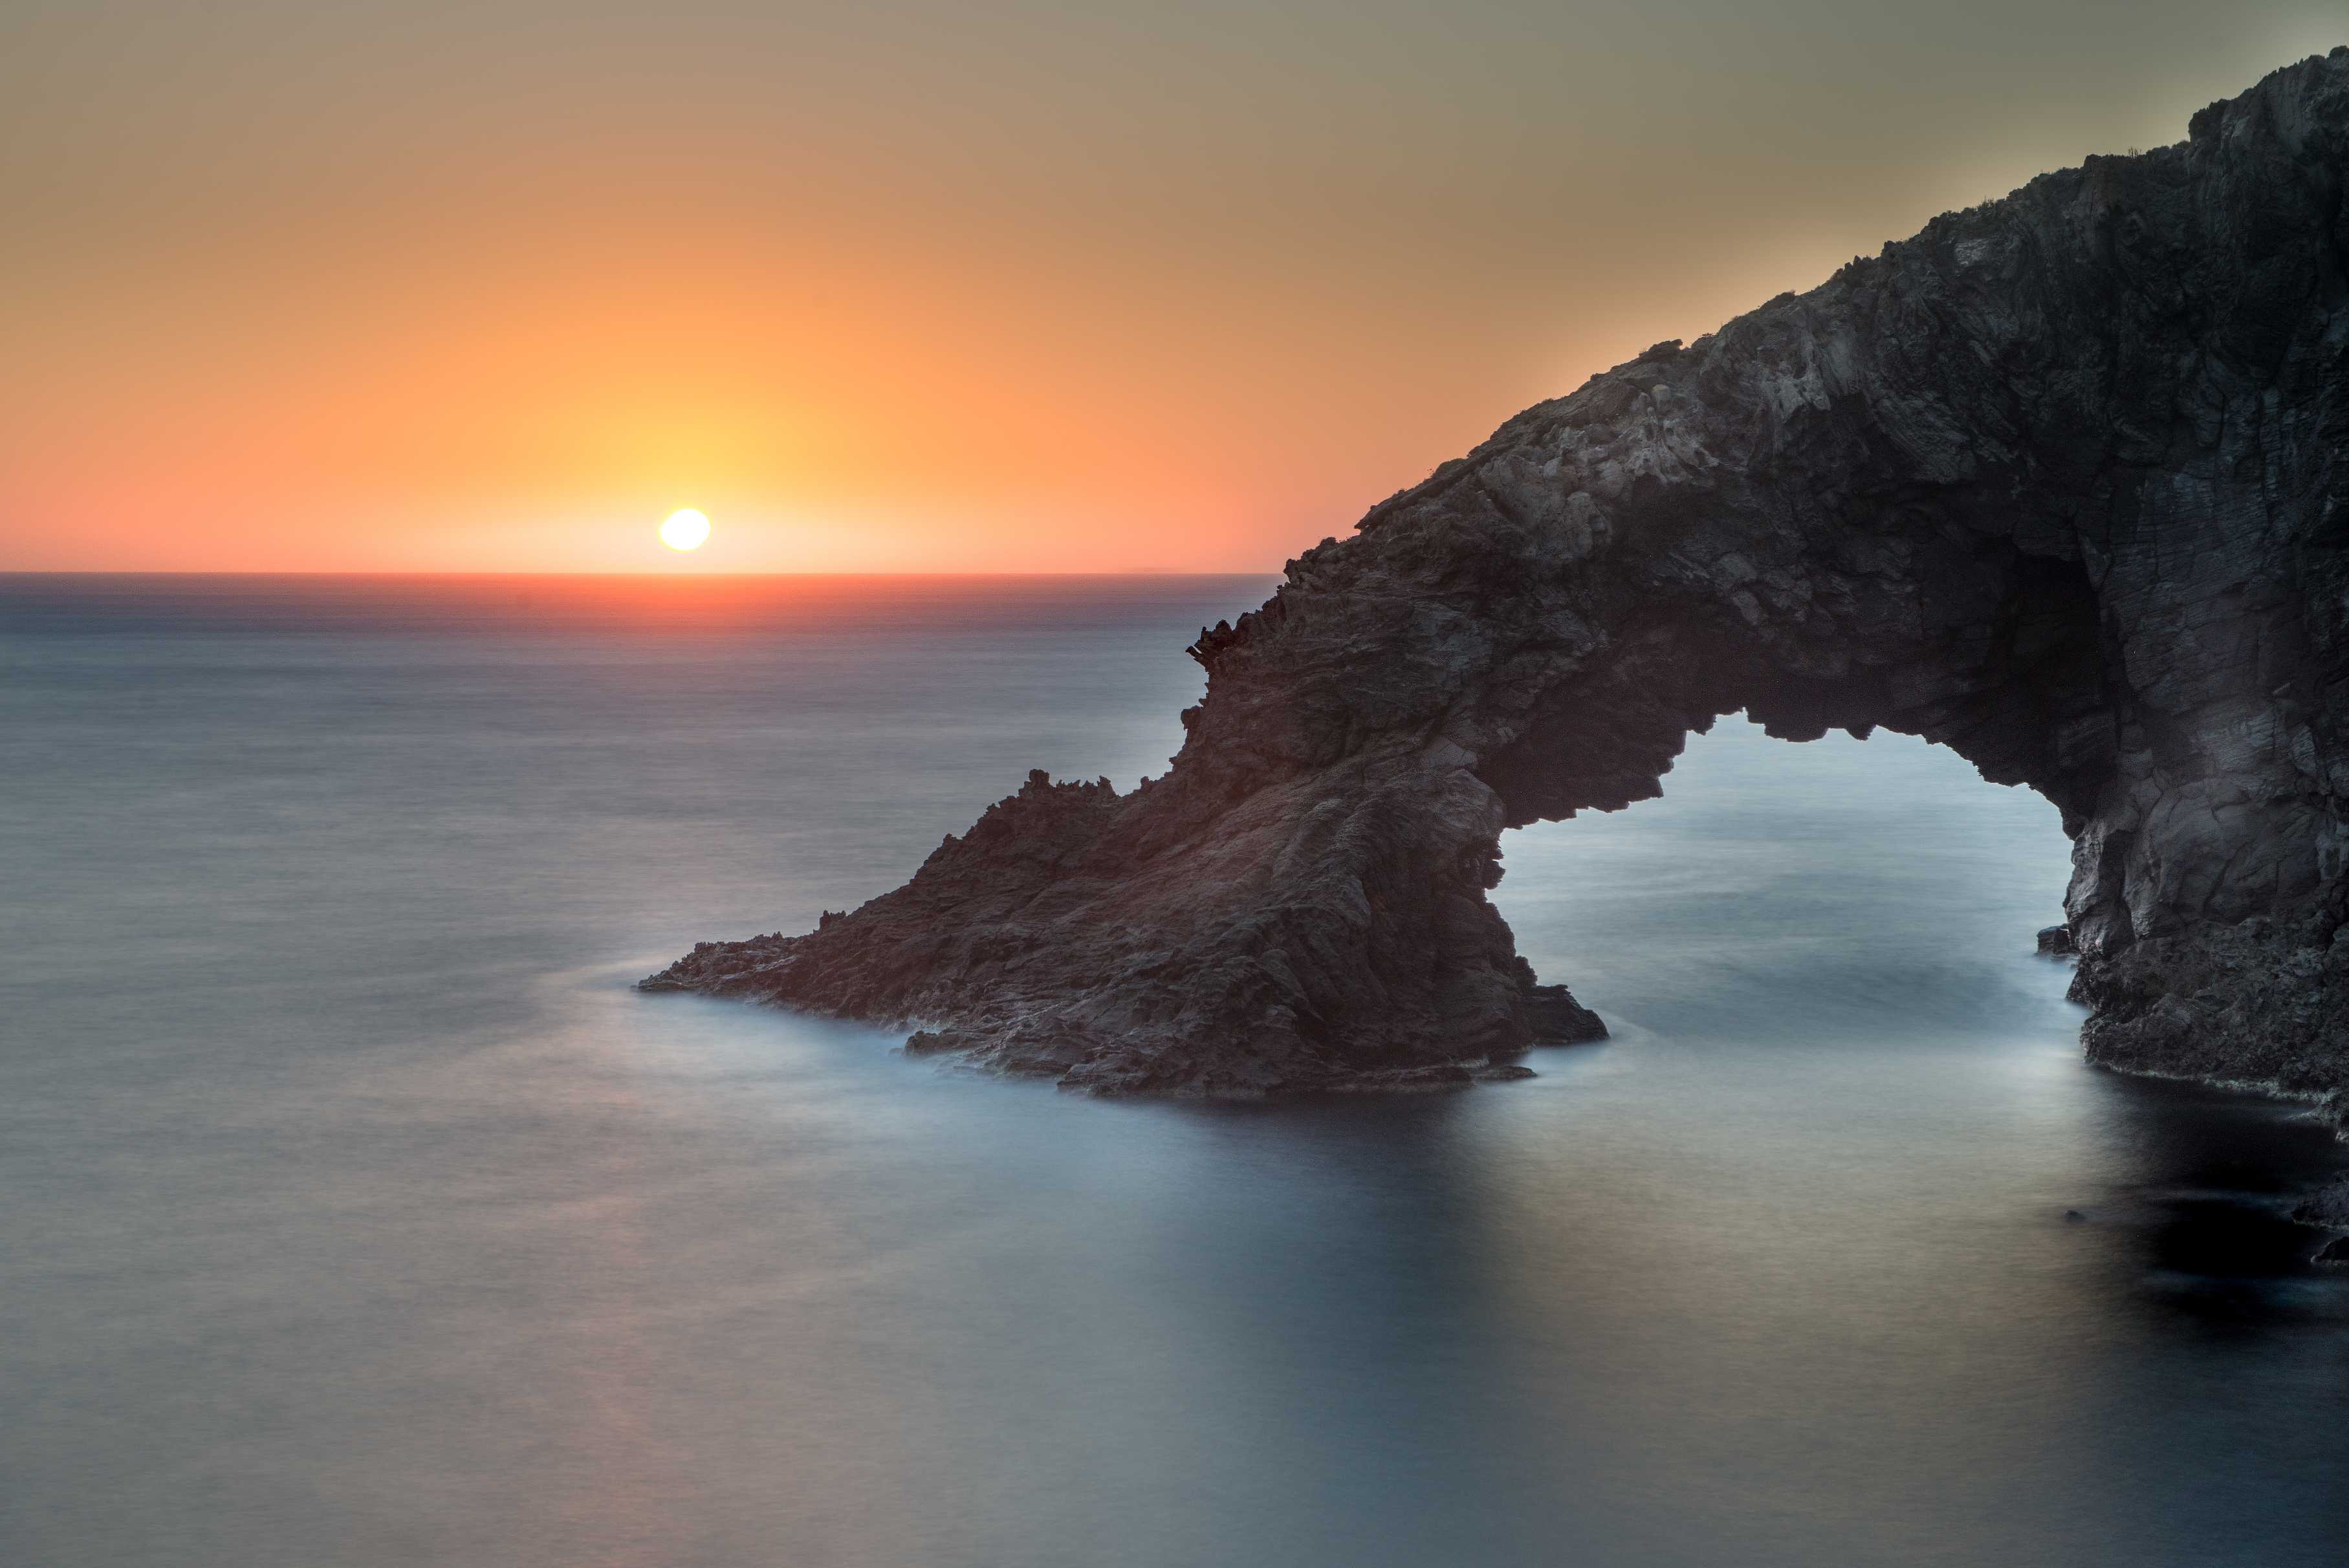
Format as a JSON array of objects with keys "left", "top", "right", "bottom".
[{"left": 0, "top": 567, "right": 1289, "bottom": 580}]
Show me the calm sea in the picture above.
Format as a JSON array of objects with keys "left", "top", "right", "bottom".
[{"left": 4, "top": 574, "right": 2345, "bottom": 1567}]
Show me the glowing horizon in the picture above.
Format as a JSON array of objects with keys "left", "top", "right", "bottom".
[{"left": 5, "top": 4, "right": 2343, "bottom": 575}]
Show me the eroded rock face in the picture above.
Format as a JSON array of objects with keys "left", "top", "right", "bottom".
[{"left": 647, "top": 54, "right": 2349, "bottom": 1105}]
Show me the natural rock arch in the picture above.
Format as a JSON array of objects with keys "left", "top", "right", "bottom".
[{"left": 648, "top": 55, "right": 2349, "bottom": 1109}]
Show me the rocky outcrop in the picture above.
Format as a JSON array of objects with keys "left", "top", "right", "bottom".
[
  {"left": 2289, "top": 1173, "right": 2349, "bottom": 1227},
  {"left": 647, "top": 54, "right": 2349, "bottom": 1106}
]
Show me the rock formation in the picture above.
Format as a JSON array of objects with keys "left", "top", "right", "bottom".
[
  {"left": 647, "top": 54, "right": 2349, "bottom": 1109},
  {"left": 2289, "top": 1173, "right": 2349, "bottom": 1227}
]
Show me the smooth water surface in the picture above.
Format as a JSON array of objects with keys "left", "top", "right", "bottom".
[{"left": 5, "top": 574, "right": 2346, "bottom": 1567}]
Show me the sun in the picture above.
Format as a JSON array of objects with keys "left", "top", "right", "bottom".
[{"left": 659, "top": 508, "right": 710, "bottom": 552}]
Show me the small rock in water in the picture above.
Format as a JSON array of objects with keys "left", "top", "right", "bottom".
[
  {"left": 2036, "top": 925, "right": 2076, "bottom": 956},
  {"left": 2063, "top": 1209, "right": 2087, "bottom": 1223},
  {"left": 2288, "top": 1175, "right": 2349, "bottom": 1228},
  {"left": 2310, "top": 1236, "right": 2349, "bottom": 1267},
  {"left": 1524, "top": 983, "right": 1608, "bottom": 1044}
]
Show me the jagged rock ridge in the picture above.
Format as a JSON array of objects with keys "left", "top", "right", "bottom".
[{"left": 646, "top": 54, "right": 2349, "bottom": 1107}]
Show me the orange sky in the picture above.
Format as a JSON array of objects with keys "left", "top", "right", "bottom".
[{"left": 5, "top": 3, "right": 2343, "bottom": 572}]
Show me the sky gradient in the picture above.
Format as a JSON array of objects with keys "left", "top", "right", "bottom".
[{"left": 6, "top": 1, "right": 2345, "bottom": 572}]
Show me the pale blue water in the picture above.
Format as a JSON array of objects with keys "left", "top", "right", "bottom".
[{"left": 4, "top": 574, "right": 2346, "bottom": 1567}]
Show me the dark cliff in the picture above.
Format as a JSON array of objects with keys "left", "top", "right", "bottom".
[{"left": 647, "top": 53, "right": 2349, "bottom": 1109}]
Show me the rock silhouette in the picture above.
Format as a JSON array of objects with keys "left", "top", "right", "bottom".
[{"left": 648, "top": 54, "right": 2349, "bottom": 1108}]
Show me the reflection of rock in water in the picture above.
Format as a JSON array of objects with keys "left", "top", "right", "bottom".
[
  {"left": 2096, "top": 1083, "right": 2349, "bottom": 1322},
  {"left": 2142, "top": 1192, "right": 2349, "bottom": 1333},
  {"left": 2148, "top": 1199, "right": 2311, "bottom": 1279},
  {"left": 649, "top": 54, "right": 2349, "bottom": 1106}
]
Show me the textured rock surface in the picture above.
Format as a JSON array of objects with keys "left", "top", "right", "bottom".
[
  {"left": 2289, "top": 1173, "right": 2349, "bottom": 1227},
  {"left": 648, "top": 54, "right": 2349, "bottom": 1106}
]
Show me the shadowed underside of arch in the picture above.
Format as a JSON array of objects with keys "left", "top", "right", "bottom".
[{"left": 647, "top": 54, "right": 2349, "bottom": 1111}]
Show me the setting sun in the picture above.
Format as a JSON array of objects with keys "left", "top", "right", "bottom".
[{"left": 659, "top": 508, "right": 711, "bottom": 552}]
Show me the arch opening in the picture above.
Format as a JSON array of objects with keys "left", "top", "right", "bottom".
[{"left": 1490, "top": 712, "right": 2077, "bottom": 1049}]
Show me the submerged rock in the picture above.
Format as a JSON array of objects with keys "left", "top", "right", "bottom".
[
  {"left": 646, "top": 54, "right": 2349, "bottom": 1102},
  {"left": 2288, "top": 1175, "right": 2349, "bottom": 1229}
]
